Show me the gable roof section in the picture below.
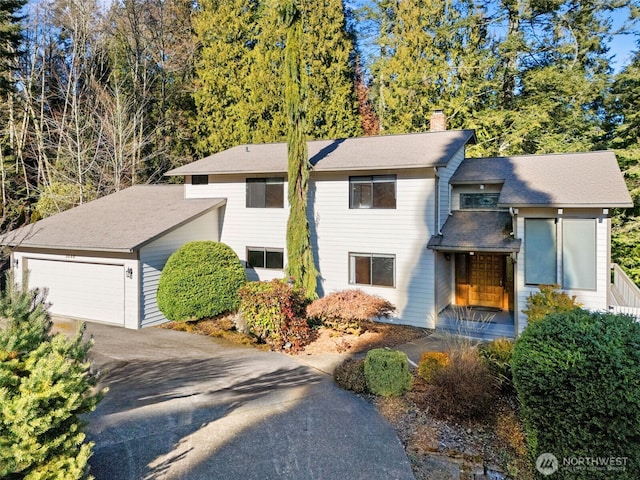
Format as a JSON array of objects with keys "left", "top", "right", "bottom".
[
  {"left": 428, "top": 211, "right": 521, "bottom": 252},
  {"left": 451, "top": 151, "right": 633, "bottom": 208},
  {"left": 165, "top": 130, "right": 477, "bottom": 176},
  {"left": 0, "top": 185, "right": 225, "bottom": 253}
]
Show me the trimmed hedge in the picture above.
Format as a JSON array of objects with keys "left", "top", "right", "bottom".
[
  {"left": 364, "top": 348, "right": 412, "bottom": 397},
  {"left": 512, "top": 310, "right": 640, "bottom": 478},
  {"left": 157, "top": 241, "right": 246, "bottom": 321}
]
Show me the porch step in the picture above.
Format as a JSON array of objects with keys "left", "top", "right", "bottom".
[{"left": 436, "top": 319, "right": 515, "bottom": 341}]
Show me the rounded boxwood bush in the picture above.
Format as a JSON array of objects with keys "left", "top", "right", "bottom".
[
  {"left": 364, "top": 348, "right": 412, "bottom": 397},
  {"left": 157, "top": 241, "right": 246, "bottom": 321},
  {"left": 512, "top": 310, "right": 640, "bottom": 478}
]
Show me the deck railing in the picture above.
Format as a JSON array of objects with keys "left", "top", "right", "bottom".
[{"left": 610, "top": 264, "right": 640, "bottom": 319}]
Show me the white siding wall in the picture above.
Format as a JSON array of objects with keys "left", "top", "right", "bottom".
[
  {"left": 437, "top": 147, "right": 466, "bottom": 232},
  {"left": 311, "top": 169, "right": 438, "bottom": 328},
  {"left": 12, "top": 250, "right": 139, "bottom": 328},
  {"left": 139, "top": 209, "right": 220, "bottom": 327},
  {"left": 185, "top": 174, "right": 289, "bottom": 282},
  {"left": 515, "top": 208, "right": 610, "bottom": 334},
  {"left": 435, "top": 252, "right": 453, "bottom": 312}
]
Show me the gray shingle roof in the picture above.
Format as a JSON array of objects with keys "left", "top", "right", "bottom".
[
  {"left": 0, "top": 185, "right": 225, "bottom": 253},
  {"left": 428, "top": 211, "right": 521, "bottom": 252},
  {"left": 165, "top": 130, "right": 477, "bottom": 176},
  {"left": 451, "top": 151, "right": 633, "bottom": 208}
]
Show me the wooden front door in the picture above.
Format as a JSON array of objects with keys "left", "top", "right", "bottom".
[{"left": 468, "top": 254, "right": 505, "bottom": 309}]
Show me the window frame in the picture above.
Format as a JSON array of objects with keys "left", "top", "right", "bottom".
[
  {"left": 191, "top": 174, "right": 209, "bottom": 185},
  {"left": 246, "top": 177, "right": 284, "bottom": 208},
  {"left": 246, "top": 247, "right": 284, "bottom": 270},
  {"left": 524, "top": 218, "right": 557, "bottom": 286},
  {"left": 348, "top": 253, "right": 396, "bottom": 288},
  {"left": 562, "top": 218, "right": 597, "bottom": 290},
  {"left": 349, "top": 175, "right": 397, "bottom": 209},
  {"left": 460, "top": 192, "right": 500, "bottom": 209}
]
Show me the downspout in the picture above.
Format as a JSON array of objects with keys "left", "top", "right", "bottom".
[
  {"left": 433, "top": 167, "right": 440, "bottom": 328},
  {"left": 509, "top": 206, "right": 519, "bottom": 336}
]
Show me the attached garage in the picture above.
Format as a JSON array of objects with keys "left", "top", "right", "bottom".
[
  {"left": 26, "top": 258, "right": 126, "bottom": 326},
  {"left": 1, "top": 185, "right": 225, "bottom": 329}
]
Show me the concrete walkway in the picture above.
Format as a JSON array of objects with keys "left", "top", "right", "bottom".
[{"left": 58, "top": 320, "right": 415, "bottom": 480}]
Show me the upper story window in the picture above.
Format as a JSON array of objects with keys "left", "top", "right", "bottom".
[
  {"left": 191, "top": 175, "right": 208, "bottom": 185},
  {"left": 460, "top": 193, "right": 499, "bottom": 209},
  {"left": 349, "top": 175, "right": 396, "bottom": 209},
  {"left": 246, "top": 177, "right": 284, "bottom": 208},
  {"left": 524, "top": 218, "right": 596, "bottom": 290}
]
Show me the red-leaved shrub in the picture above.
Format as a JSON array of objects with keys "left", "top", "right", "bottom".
[
  {"left": 306, "top": 289, "right": 395, "bottom": 334},
  {"left": 238, "top": 279, "right": 312, "bottom": 352}
]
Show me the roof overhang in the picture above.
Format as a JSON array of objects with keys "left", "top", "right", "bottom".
[{"left": 427, "top": 210, "right": 521, "bottom": 253}]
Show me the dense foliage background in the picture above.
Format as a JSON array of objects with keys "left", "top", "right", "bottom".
[{"left": 0, "top": 0, "right": 638, "bottom": 282}]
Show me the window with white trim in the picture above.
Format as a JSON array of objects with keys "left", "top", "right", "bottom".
[
  {"left": 349, "top": 253, "right": 395, "bottom": 287},
  {"left": 524, "top": 218, "right": 597, "bottom": 290},
  {"left": 246, "top": 178, "right": 284, "bottom": 208},
  {"left": 349, "top": 175, "right": 396, "bottom": 209},
  {"left": 247, "top": 247, "right": 284, "bottom": 269},
  {"left": 562, "top": 219, "right": 596, "bottom": 290},
  {"left": 525, "top": 219, "right": 557, "bottom": 285}
]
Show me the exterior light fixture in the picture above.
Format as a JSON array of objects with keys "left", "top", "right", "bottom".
[{"left": 126, "top": 267, "right": 133, "bottom": 279}]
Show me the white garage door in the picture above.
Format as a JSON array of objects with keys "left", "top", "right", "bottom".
[{"left": 26, "top": 258, "right": 125, "bottom": 326}]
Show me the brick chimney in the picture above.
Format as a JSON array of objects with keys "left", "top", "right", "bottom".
[{"left": 430, "top": 109, "right": 447, "bottom": 132}]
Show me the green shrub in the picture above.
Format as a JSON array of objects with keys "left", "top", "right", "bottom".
[
  {"left": 364, "top": 348, "right": 412, "bottom": 397},
  {"left": 238, "top": 279, "right": 311, "bottom": 352},
  {"left": 478, "top": 338, "right": 515, "bottom": 392},
  {"left": 306, "top": 289, "right": 395, "bottom": 334},
  {"left": 157, "top": 241, "right": 246, "bottom": 322},
  {"left": 521, "top": 284, "right": 580, "bottom": 324},
  {"left": 0, "top": 276, "right": 104, "bottom": 479},
  {"left": 428, "top": 347, "right": 496, "bottom": 420},
  {"left": 334, "top": 358, "right": 367, "bottom": 393},
  {"left": 417, "top": 351, "right": 450, "bottom": 383},
  {"left": 512, "top": 310, "right": 640, "bottom": 478}
]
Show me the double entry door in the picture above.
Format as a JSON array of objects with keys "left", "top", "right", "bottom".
[{"left": 455, "top": 253, "right": 510, "bottom": 310}]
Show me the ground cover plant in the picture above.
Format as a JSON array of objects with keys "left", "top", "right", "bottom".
[
  {"left": 157, "top": 241, "right": 246, "bottom": 322},
  {"left": 512, "top": 309, "right": 640, "bottom": 479},
  {"left": 0, "top": 278, "right": 104, "bottom": 479}
]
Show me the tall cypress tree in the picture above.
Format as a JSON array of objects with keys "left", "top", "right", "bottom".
[{"left": 280, "top": 0, "right": 318, "bottom": 299}]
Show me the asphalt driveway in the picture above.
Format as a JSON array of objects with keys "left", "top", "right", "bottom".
[{"left": 60, "top": 320, "right": 415, "bottom": 480}]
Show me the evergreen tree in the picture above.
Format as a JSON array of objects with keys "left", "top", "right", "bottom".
[
  {"left": 369, "top": 0, "right": 492, "bottom": 134},
  {"left": 0, "top": 0, "right": 24, "bottom": 94},
  {"left": 280, "top": 0, "right": 318, "bottom": 300},
  {"left": 0, "top": 277, "right": 104, "bottom": 479},
  {"left": 193, "top": 0, "right": 360, "bottom": 156},
  {"left": 193, "top": 0, "right": 262, "bottom": 154},
  {"left": 609, "top": 50, "right": 640, "bottom": 285}
]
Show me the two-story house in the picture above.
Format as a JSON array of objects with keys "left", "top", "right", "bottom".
[{"left": 1, "top": 116, "right": 633, "bottom": 335}]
